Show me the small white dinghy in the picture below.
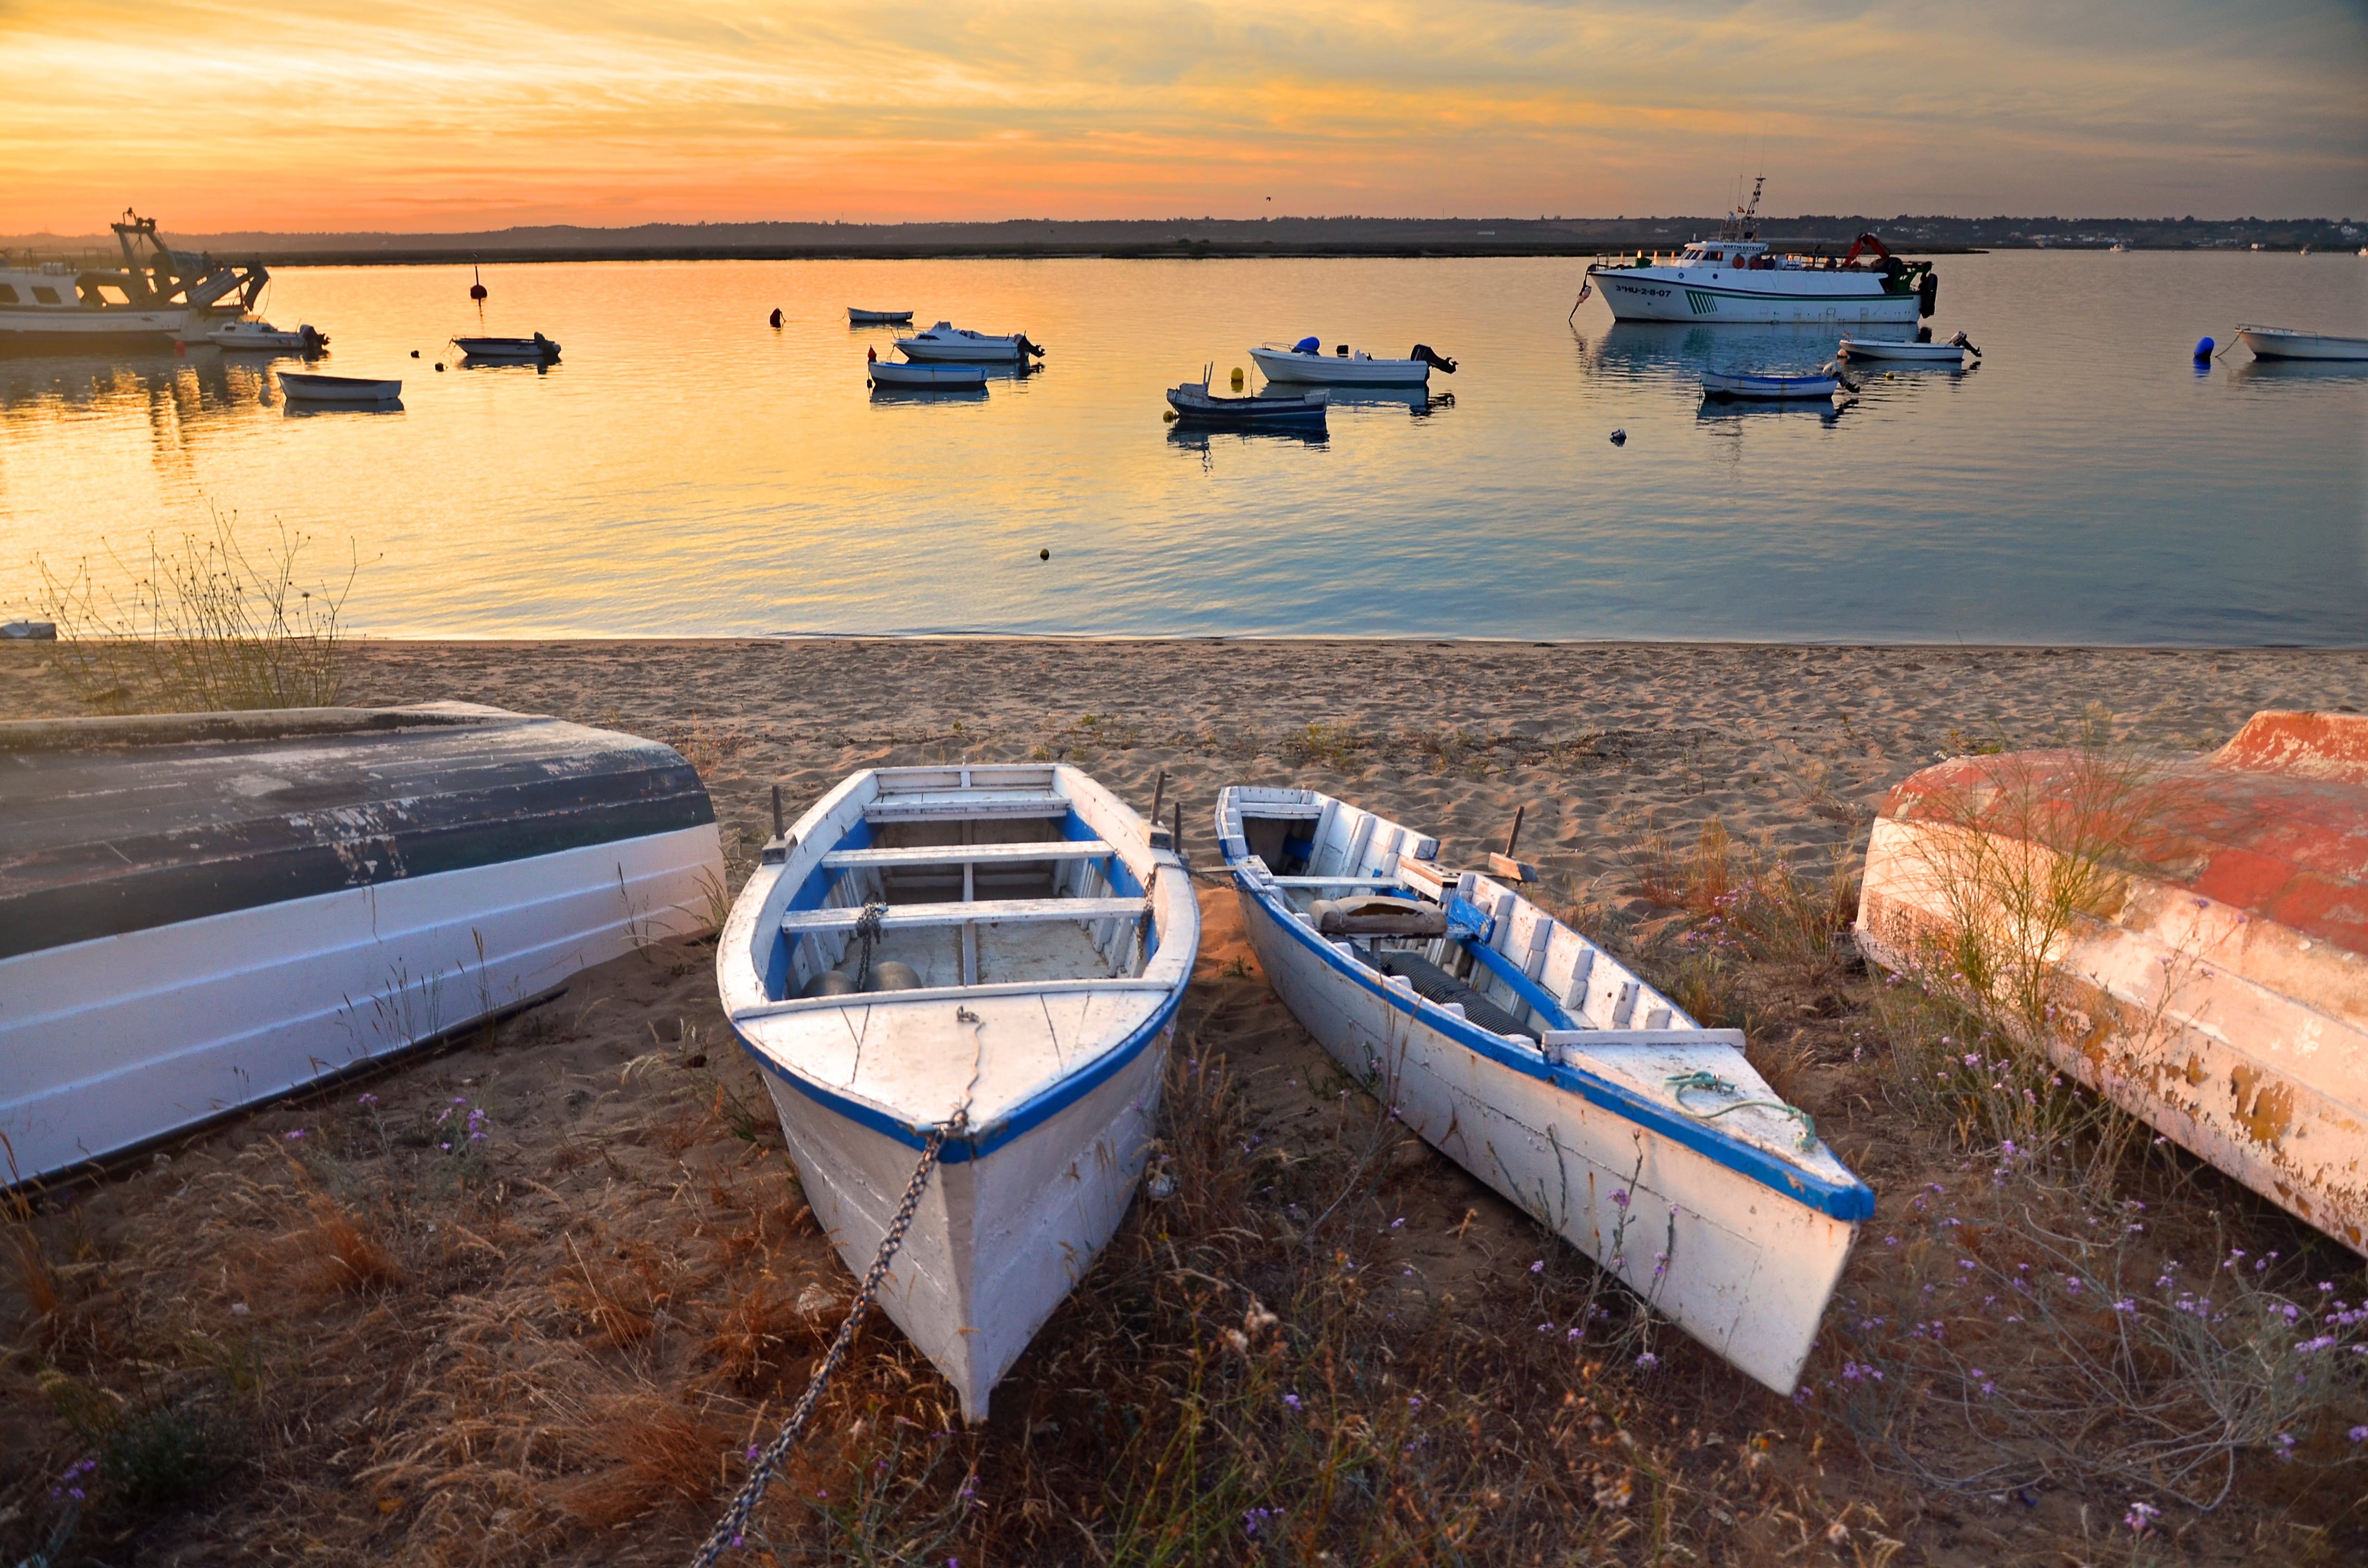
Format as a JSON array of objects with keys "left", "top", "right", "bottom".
[
  {"left": 200, "top": 318, "right": 327, "bottom": 353},
  {"left": 894, "top": 321, "right": 1045, "bottom": 364},
  {"left": 869, "top": 358, "right": 989, "bottom": 389},
  {"left": 0, "top": 705, "right": 726, "bottom": 1184},
  {"left": 718, "top": 765, "right": 1199, "bottom": 1421},
  {"left": 2236, "top": 325, "right": 2368, "bottom": 361},
  {"left": 1701, "top": 369, "right": 1845, "bottom": 401},
  {"left": 1217, "top": 786, "right": 1871, "bottom": 1393},
  {"left": 1838, "top": 331, "right": 1979, "bottom": 364},
  {"left": 452, "top": 333, "right": 560, "bottom": 362},
  {"left": 849, "top": 307, "right": 915, "bottom": 325},
  {"left": 1248, "top": 338, "right": 1455, "bottom": 387},
  {"left": 278, "top": 371, "right": 401, "bottom": 402}
]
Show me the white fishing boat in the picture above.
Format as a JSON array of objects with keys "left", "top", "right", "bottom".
[
  {"left": 894, "top": 321, "right": 1045, "bottom": 364},
  {"left": 1583, "top": 179, "right": 1935, "bottom": 326},
  {"left": 452, "top": 332, "right": 559, "bottom": 361},
  {"left": 1838, "top": 331, "right": 1979, "bottom": 364},
  {"left": 1246, "top": 338, "right": 1455, "bottom": 387},
  {"left": 1216, "top": 786, "right": 1871, "bottom": 1393},
  {"left": 2235, "top": 326, "right": 2368, "bottom": 361},
  {"left": 1701, "top": 369, "right": 1843, "bottom": 401},
  {"left": 0, "top": 704, "right": 726, "bottom": 1185},
  {"left": 0, "top": 213, "right": 268, "bottom": 352},
  {"left": 869, "top": 359, "right": 988, "bottom": 389},
  {"left": 278, "top": 371, "right": 401, "bottom": 402},
  {"left": 1857, "top": 710, "right": 2368, "bottom": 1257},
  {"left": 718, "top": 765, "right": 1199, "bottom": 1421},
  {"left": 197, "top": 318, "right": 326, "bottom": 353}
]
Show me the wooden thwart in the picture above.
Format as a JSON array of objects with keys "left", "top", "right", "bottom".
[
  {"left": 863, "top": 791, "right": 1070, "bottom": 823},
  {"left": 780, "top": 896, "right": 1145, "bottom": 934},
  {"left": 821, "top": 840, "right": 1112, "bottom": 869}
]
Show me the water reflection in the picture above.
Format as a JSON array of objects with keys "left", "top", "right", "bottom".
[
  {"left": 866, "top": 384, "right": 989, "bottom": 406},
  {"left": 1165, "top": 424, "right": 1328, "bottom": 453},
  {"left": 282, "top": 399, "right": 405, "bottom": 417},
  {"left": 1321, "top": 385, "right": 1451, "bottom": 417},
  {"left": 1593, "top": 320, "right": 1854, "bottom": 380},
  {"left": 2229, "top": 357, "right": 2368, "bottom": 387}
]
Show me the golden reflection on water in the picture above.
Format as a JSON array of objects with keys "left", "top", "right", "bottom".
[{"left": 0, "top": 253, "right": 2362, "bottom": 643}]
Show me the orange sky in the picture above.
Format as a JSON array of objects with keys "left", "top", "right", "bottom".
[{"left": 2, "top": 0, "right": 2363, "bottom": 233}]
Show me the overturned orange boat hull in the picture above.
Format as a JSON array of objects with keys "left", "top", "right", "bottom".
[{"left": 1857, "top": 711, "right": 2368, "bottom": 1254}]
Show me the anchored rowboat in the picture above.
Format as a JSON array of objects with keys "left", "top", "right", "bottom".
[
  {"left": 1217, "top": 786, "right": 1871, "bottom": 1393},
  {"left": 0, "top": 705, "right": 725, "bottom": 1185},
  {"left": 452, "top": 333, "right": 560, "bottom": 361},
  {"left": 718, "top": 765, "right": 1199, "bottom": 1421},
  {"left": 278, "top": 371, "right": 400, "bottom": 402},
  {"left": 1701, "top": 370, "right": 1841, "bottom": 401},
  {"left": 1166, "top": 375, "right": 1328, "bottom": 428},
  {"left": 870, "top": 360, "right": 989, "bottom": 389},
  {"left": 2235, "top": 326, "right": 2368, "bottom": 362},
  {"left": 1857, "top": 710, "right": 2368, "bottom": 1256},
  {"left": 849, "top": 308, "right": 915, "bottom": 325},
  {"left": 1838, "top": 333, "right": 1978, "bottom": 364}
]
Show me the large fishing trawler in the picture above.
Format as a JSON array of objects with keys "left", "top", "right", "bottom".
[
  {"left": 0, "top": 211, "right": 268, "bottom": 351},
  {"left": 1582, "top": 179, "right": 1936, "bottom": 326}
]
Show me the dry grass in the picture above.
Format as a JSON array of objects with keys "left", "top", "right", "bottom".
[
  {"left": 29, "top": 508, "right": 356, "bottom": 714},
  {"left": 4, "top": 805, "right": 2363, "bottom": 1565}
]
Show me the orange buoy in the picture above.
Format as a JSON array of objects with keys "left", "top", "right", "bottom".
[{"left": 469, "top": 264, "right": 487, "bottom": 302}]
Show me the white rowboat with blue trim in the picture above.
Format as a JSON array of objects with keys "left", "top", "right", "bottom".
[
  {"left": 718, "top": 765, "right": 1199, "bottom": 1421},
  {"left": 1217, "top": 785, "right": 1871, "bottom": 1393}
]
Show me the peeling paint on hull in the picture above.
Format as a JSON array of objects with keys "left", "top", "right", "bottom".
[{"left": 1857, "top": 710, "right": 2368, "bottom": 1255}]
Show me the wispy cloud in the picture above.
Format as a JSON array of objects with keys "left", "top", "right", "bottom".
[{"left": 1, "top": 0, "right": 2360, "bottom": 230}]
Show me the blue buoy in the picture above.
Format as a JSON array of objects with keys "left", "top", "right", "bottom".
[{"left": 2194, "top": 336, "right": 2214, "bottom": 359}]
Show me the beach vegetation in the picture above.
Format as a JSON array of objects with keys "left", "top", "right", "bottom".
[{"left": 28, "top": 508, "right": 357, "bottom": 714}]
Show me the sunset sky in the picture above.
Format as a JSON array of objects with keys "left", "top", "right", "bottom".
[{"left": 2, "top": 0, "right": 2362, "bottom": 233}]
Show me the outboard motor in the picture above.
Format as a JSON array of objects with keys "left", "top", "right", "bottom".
[
  {"left": 1014, "top": 332, "right": 1047, "bottom": 358},
  {"left": 1292, "top": 335, "right": 1321, "bottom": 354},
  {"left": 1918, "top": 272, "right": 1938, "bottom": 318},
  {"left": 1409, "top": 344, "right": 1458, "bottom": 375},
  {"left": 299, "top": 324, "right": 326, "bottom": 354},
  {"left": 1948, "top": 329, "right": 1981, "bottom": 359}
]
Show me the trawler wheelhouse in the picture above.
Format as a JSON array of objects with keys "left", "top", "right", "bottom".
[{"left": 0, "top": 211, "right": 269, "bottom": 351}]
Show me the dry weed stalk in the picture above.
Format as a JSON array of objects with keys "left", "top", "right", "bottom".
[{"left": 32, "top": 508, "right": 357, "bottom": 713}]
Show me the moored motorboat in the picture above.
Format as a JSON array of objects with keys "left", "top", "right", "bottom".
[
  {"left": 849, "top": 307, "right": 915, "bottom": 325},
  {"left": 1246, "top": 338, "right": 1455, "bottom": 387},
  {"left": 1838, "top": 331, "right": 1978, "bottom": 364},
  {"left": 1583, "top": 178, "right": 1935, "bottom": 326},
  {"left": 278, "top": 371, "right": 401, "bottom": 402},
  {"left": 199, "top": 318, "right": 327, "bottom": 354},
  {"left": 869, "top": 359, "right": 989, "bottom": 389},
  {"left": 895, "top": 321, "right": 1045, "bottom": 363},
  {"left": 452, "top": 332, "right": 560, "bottom": 362},
  {"left": 1166, "top": 369, "right": 1328, "bottom": 427},
  {"left": 1856, "top": 710, "right": 2368, "bottom": 1256},
  {"left": 2235, "top": 326, "right": 2368, "bottom": 361},
  {"left": 0, "top": 704, "right": 726, "bottom": 1185},
  {"left": 718, "top": 765, "right": 1199, "bottom": 1421},
  {"left": 1217, "top": 785, "right": 1871, "bottom": 1393},
  {"left": 1701, "top": 369, "right": 1843, "bottom": 400}
]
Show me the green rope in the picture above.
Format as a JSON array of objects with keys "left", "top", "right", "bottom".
[{"left": 1665, "top": 1070, "right": 1819, "bottom": 1152}]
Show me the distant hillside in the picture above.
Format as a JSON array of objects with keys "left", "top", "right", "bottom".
[{"left": 4, "top": 212, "right": 2357, "bottom": 265}]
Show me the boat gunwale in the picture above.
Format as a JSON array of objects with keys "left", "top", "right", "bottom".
[{"left": 1217, "top": 785, "right": 1875, "bottom": 1221}]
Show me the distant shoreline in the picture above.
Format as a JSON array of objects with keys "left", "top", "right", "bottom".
[{"left": 127, "top": 241, "right": 1998, "bottom": 268}]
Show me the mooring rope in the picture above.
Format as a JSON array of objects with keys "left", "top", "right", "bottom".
[
  {"left": 1665, "top": 1069, "right": 1819, "bottom": 1152},
  {"left": 687, "top": 1113, "right": 956, "bottom": 1568}
]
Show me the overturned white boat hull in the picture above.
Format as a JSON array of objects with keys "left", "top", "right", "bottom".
[
  {"left": 1, "top": 705, "right": 725, "bottom": 1184},
  {"left": 1219, "top": 786, "right": 1870, "bottom": 1393},
  {"left": 721, "top": 765, "right": 1198, "bottom": 1421}
]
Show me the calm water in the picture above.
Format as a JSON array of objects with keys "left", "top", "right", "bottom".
[{"left": 1, "top": 252, "right": 2362, "bottom": 643}]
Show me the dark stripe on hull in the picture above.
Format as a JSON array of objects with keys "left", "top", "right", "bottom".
[{"left": 0, "top": 709, "right": 715, "bottom": 957}]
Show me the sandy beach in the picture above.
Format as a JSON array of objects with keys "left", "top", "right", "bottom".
[{"left": 3, "top": 638, "right": 2363, "bottom": 1565}]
